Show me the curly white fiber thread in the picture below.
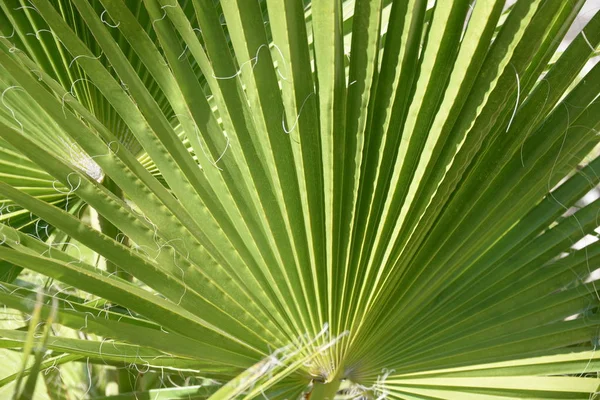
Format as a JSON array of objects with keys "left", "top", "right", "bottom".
[
  {"left": 178, "top": 44, "right": 189, "bottom": 60},
  {"left": 0, "top": 28, "right": 15, "bottom": 39},
  {"left": 172, "top": 113, "right": 228, "bottom": 170},
  {"left": 61, "top": 77, "right": 94, "bottom": 116},
  {"left": 14, "top": 1, "right": 40, "bottom": 15},
  {"left": 506, "top": 64, "right": 520, "bottom": 133},
  {"left": 100, "top": 10, "right": 120, "bottom": 28},
  {"left": 1, "top": 86, "right": 26, "bottom": 133},
  {"left": 152, "top": 3, "right": 178, "bottom": 30},
  {"left": 212, "top": 43, "right": 288, "bottom": 80},
  {"left": 68, "top": 52, "right": 102, "bottom": 69},
  {"left": 25, "top": 28, "right": 53, "bottom": 40},
  {"left": 212, "top": 133, "right": 230, "bottom": 167},
  {"left": 29, "top": 69, "right": 43, "bottom": 81},
  {"left": 581, "top": 30, "right": 598, "bottom": 53},
  {"left": 282, "top": 91, "right": 315, "bottom": 134},
  {"left": 52, "top": 172, "right": 82, "bottom": 210}
]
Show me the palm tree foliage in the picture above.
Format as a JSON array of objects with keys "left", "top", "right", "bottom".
[{"left": 0, "top": 0, "right": 600, "bottom": 398}]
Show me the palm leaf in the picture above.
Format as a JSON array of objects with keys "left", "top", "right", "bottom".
[{"left": 0, "top": 0, "right": 599, "bottom": 398}]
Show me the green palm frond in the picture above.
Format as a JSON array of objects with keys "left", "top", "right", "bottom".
[{"left": 0, "top": 0, "right": 599, "bottom": 398}]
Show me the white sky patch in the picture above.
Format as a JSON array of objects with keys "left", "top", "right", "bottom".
[{"left": 573, "top": 234, "right": 599, "bottom": 251}]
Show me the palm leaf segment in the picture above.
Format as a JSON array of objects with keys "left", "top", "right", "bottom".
[{"left": 1, "top": 0, "right": 600, "bottom": 398}]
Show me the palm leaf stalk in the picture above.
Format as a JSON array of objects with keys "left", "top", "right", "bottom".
[{"left": 0, "top": 0, "right": 599, "bottom": 398}]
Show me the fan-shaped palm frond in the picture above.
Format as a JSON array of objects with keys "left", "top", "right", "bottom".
[{"left": 1, "top": 0, "right": 600, "bottom": 398}]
